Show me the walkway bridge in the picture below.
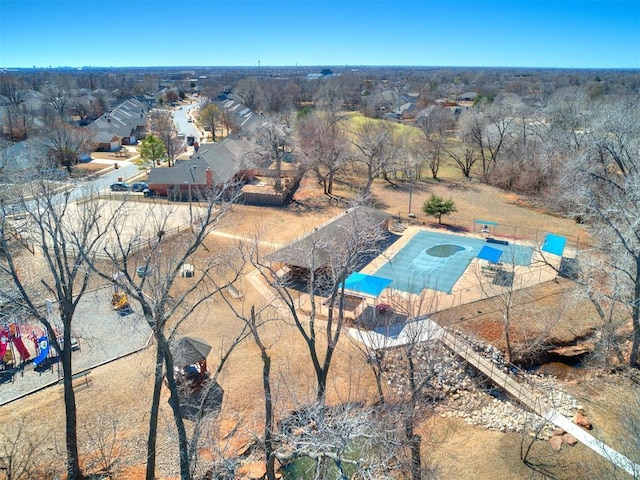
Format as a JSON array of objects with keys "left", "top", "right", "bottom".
[{"left": 348, "top": 318, "right": 640, "bottom": 478}]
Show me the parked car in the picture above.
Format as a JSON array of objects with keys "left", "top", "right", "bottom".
[
  {"left": 109, "top": 182, "right": 130, "bottom": 192},
  {"left": 131, "top": 182, "right": 148, "bottom": 192}
]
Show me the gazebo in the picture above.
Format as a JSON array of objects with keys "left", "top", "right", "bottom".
[{"left": 170, "top": 336, "right": 224, "bottom": 420}]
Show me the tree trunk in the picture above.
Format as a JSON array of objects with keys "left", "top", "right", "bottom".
[
  {"left": 406, "top": 348, "right": 422, "bottom": 480},
  {"left": 160, "top": 336, "right": 191, "bottom": 480},
  {"left": 264, "top": 354, "right": 276, "bottom": 480},
  {"left": 261, "top": 346, "right": 276, "bottom": 479},
  {"left": 631, "top": 269, "right": 640, "bottom": 368},
  {"left": 503, "top": 312, "right": 513, "bottom": 363},
  {"left": 274, "top": 153, "right": 282, "bottom": 191},
  {"left": 369, "top": 353, "right": 386, "bottom": 404},
  {"left": 315, "top": 369, "right": 328, "bottom": 404},
  {"left": 61, "top": 328, "right": 83, "bottom": 480},
  {"left": 145, "top": 343, "right": 164, "bottom": 480},
  {"left": 327, "top": 170, "right": 334, "bottom": 195},
  {"left": 248, "top": 306, "right": 276, "bottom": 480}
]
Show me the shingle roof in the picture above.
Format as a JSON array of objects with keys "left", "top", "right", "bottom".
[
  {"left": 147, "top": 135, "right": 257, "bottom": 186},
  {"left": 147, "top": 157, "right": 211, "bottom": 186},
  {"left": 86, "top": 98, "right": 147, "bottom": 139},
  {"left": 215, "top": 99, "right": 263, "bottom": 135},
  {"left": 0, "top": 139, "right": 48, "bottom": 173},
  {"left": 264, "top": 207, "right": 389, "bottom": 269}
]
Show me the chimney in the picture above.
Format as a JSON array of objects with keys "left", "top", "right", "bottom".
[{"left": 206, "top": 168, "right": 213, "bottom": 187}]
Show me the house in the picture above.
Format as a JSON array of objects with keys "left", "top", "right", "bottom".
[
  {"left": 86, "top": 98, "right": 148, "bottom": 151},
  {"left": 146, "top": 135, "right": 257, "bottom": 198},
  {"left": 366, "top": 89, "right": 399, "bottom": 113},
  {"left": 387, "top": 101, "right": 419, "bottom": 121},
  {"left": 216, "top": 95, "right": 263, "bottom": 135},
  {"left": 0, "top": 139, "right": 49, "bottom": 175},
  {"left": 456, "top": 92, "right": 479, "bottom": 107}
]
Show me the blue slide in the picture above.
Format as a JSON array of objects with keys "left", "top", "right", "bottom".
[{"left": 32, "top": 336, "right": 49, "bottom": 367}]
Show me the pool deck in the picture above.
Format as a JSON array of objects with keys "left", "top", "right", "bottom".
[{"left": 358, "top": 225, "right": 561, "bottom": 318}]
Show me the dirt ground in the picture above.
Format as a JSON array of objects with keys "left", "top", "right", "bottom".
[{"left": 1, "top": 171, "right": 637, "bottom": 480}]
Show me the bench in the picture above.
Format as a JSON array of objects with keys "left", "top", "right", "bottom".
[
  {"left": 486, "top": 237, "right": 509, "bottom": 246},
  {"left": 59, "top": 370, "right": 93, "bottom": 394},
  {"left": 72, "top": 370, "right": 92, "bottom": 388}
]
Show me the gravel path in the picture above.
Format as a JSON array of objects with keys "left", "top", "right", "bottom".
[{"left": 0, "top": 285, "right": 152, "bottom": 405}]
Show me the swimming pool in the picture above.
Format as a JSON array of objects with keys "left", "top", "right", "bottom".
[{"left": 374, "top": 230, "right": 533, "bottom": 294}]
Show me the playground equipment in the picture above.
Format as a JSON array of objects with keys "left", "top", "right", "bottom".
[
  {"left": 0, "top": 322, "right": 32, "bottom": 372},
  {"left": 32, "top": 336, "right": 50, "bottom": 368},
  {"left": 111, "top": 292, "right": 130, "bottom": 311}
]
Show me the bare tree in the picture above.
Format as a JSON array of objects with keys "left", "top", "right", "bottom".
[
  {"left": 80, "top": 411, "right": 121, "bottom": 477},
  {"left": 2, "top": 102, "right": 34, "bottom": 142},
  {"left": 220, "top": 106, "right": 236, "bottom": 137},
  {"left": 234, "top": 77, "right": 263, "bottom": 111},
  {"left": 474, "top": 252, "right": 524, "bottom": 363},
  {"left": 350, "top": 119, "right": 400, "bottom": 195},
  {"left": 217, "top": 300, "right": 278, "bottom": 480},
  {"left": 39, "top": 121, "right": 94, "bottom": 173},
  {"left": 0, "top": 419, "right": 48, "bottom": 480},
  {"left": 198, "top": 102, "right": 222, "bottom": 141},
  {"left": 562, "top": 94, "right": 640, "bottom": 367},
  {"left": 274, "top": 401, "right": 405, "bottom": 480},
  {"left": 445, "top": 145, "right": 477, "bottom": 179},
  {"left": 376, "top": 294, "right": 450, "bottom": 480},
  {"left": 0, "top": 74, "right": 31, "bottom": 141},
  {"left": 148, "top": 110, "right": 185, "bottom": 167},
  {"left": 459, "top": 104, "right": 514, "bottom": 182},
  {"left": 545, "top": 86, "right": 592, "bottom": 156},
  {"left": 253, "top": 206, "right": 389, "bottom": 403},
  {"left": 296, "top": 110, "right": 349, "bottom": 195},
  {"left": 262, "top": 79, "right": 298, "bottom": 114},
  {"left": 41, "top": 78, "right": 75, "bottom": 122},
  {"left": 0, "top": 180, "right": 113, "bottom": 480},
  {"left": 81, "top": 182, "right": 245, "bottom": 479},
  {"left": 415, "top": 106, "right": 454, "bottom": 179},
  {"left": 254, "top": 119, "right": 295, "bottom": 192}
]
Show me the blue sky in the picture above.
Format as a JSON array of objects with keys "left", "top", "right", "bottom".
[{"left": 1, "top": 0, "right": 638, "bottom": 69}]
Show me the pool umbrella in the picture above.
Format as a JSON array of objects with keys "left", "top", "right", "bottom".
[{"left": 173, "top": 336, "right": 211, "bottom": 366}]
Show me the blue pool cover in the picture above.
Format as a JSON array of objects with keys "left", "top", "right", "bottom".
[
  {"left": 477, "top": 245, "right": 504, "bottom": 263},
  {"left": 542, "top": 233, "right": 567, "bottom": 256},
  {"left": 343, "top": 272, "right": 393, "bottom": 297},
  {"left": 374, "top": 230, "right": 534, "bottom": 294}
]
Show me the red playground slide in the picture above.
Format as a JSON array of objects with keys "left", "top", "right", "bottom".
[{"left": 12, "top": 337, "right": 30, "bottom": 362}]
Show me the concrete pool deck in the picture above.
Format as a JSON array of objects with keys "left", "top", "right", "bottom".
[{"left": 358, "top": 226, "right": 561, "bottom": 318}]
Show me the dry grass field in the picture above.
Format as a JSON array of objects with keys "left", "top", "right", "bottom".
[{"left": 1, "top": 167, "right": 637, "bottom": 480}]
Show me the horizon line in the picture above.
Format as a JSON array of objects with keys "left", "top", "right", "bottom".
[{"left": 2, "top": 64, "right": 639, "bottom": 72}]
